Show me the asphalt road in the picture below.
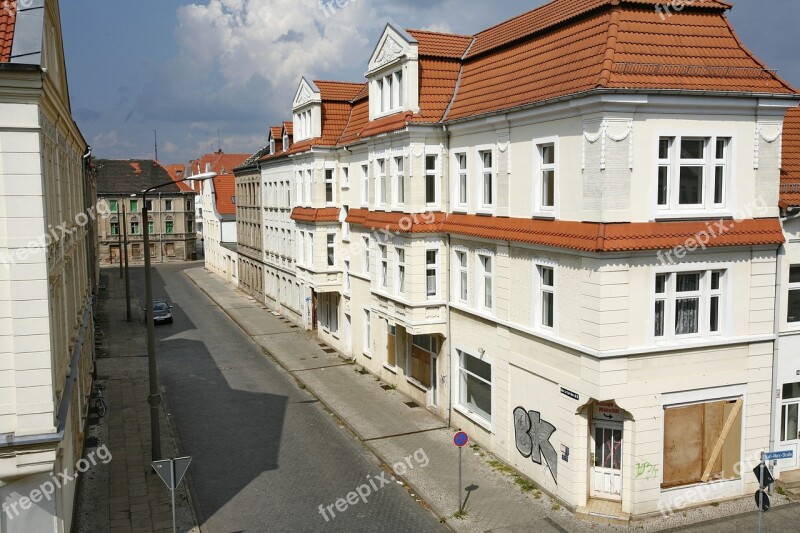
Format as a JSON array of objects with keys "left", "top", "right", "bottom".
[{"left": 129, "top": 262, "right": 444, "bottom": 532}]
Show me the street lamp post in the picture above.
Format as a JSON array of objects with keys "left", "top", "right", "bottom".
[
  {"left": 122, "top": 201, "right": 131, "bottom": 322},
  {"left": 137, "top": 172, "right": 216, "bottom": 462}
]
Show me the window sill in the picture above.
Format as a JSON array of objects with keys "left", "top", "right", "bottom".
[
  {"left": 406, "top": 377, "right": 429, "bottom": 392},
  {"left": 654, "top": 211, "right": 734, "bottom": 221},
  {"left": 475, "top": 209, "right": 495, "bottom": 217},
  {"left": 453, "top": 405, "right": 492, "bottom": 432},
  {"left": 362, "top": 351, "right": 372, "bottom": 359},
  {"left": 531, "top": 213, "right": 555, "bottom": 220},
  {"left": 383, "top": 364, "right": 398, "bottom": 375}
]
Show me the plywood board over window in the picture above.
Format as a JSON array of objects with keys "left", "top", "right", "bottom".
[{"left": 662, "top": 398, "right": 743, "bottom": 488}]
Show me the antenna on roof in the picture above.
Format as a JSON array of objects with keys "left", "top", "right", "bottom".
[
  {"left": 154, "top": 130, "right": 159, "bottom": 162},
  {"left": 217, "top": 129, "right": 222, "bottom": 154}
]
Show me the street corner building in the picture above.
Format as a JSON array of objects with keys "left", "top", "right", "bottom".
[
  {"left": 0, "top": 1, "right": 98, "bottom": 531},
  {"left": 94, "top": 159, "right": 199, "bottom": 265},
  {"left": 218, "top": 0, "right": 800, "bottom": 521}
]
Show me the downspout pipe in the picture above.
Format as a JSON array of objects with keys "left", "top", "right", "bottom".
[
  {"left": 443, "top": 123, "right": 453, "bottom": 429},
  {"left": 770, "top": 241, "right": 784, "bottom": 460}
]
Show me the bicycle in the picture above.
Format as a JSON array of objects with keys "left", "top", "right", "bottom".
[{"left": 91, "top": 383, "right": 107, "bottom": 418}]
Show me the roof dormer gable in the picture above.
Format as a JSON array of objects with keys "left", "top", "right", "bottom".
[
  {"left": 366, "top": 23, "right": 420, "bottom": 121},
  {"left": 292, "top": 77, "right": 322, "bottom": 142}
]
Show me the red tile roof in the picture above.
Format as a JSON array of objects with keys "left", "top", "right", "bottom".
[
  {"left": 269, "top": 126, "right": 283, "bottom": 139},
  {"left": 291, "top": 207, "right": 341, "bottom": 223},
  {"left": 780, "top": 107, "right": 800, "bottom": 208},
  {"left": 445, "top": 0, "right": 795, "bottom": 121},
  {"left": 282, "top": 121, "right": 293, "bottom": 135},
  {"left": 346, "top": 211, "right": 783, "bottom": 252},
  {"left": 164, "top": 164, "right": 193, "bottom": 192},
  {"left": 315, "top": 81, "right": 367, "bottom": 101},
  {"left": 407, "top": 30, "right": 473, "bottom": 59},
  {"left": 0, "top": 1, "right": 15, "bottom": 63},
  {"left": 212, "top": 175, "right": 237, "bottom": 216}
]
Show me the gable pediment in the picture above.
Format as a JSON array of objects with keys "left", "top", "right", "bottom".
[
  {"left": 367, "top": 23, "right": 418, "bottom": 75},
  {"left": 293, "top": 77, "right": 321, "bottom": 110}
]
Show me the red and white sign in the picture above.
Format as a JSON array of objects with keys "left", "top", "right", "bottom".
[{"left": 593, "top": 401, "right": 623, "bottom": 422}]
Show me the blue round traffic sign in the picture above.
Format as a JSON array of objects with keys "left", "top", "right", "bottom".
[{"left": 454, "top": 431, "right": 469, "bottom": 447}]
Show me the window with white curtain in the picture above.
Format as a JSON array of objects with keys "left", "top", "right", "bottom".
[
  {"left": 654, "top": 270, "right": 725, "bottom": 340},
  {"left": 426, "top": 249, "right": 438, "bottom": 299}
]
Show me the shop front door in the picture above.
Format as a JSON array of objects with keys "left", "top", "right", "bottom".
[{"left": 590, "top": 420, "right": 623, "bottom": 500}]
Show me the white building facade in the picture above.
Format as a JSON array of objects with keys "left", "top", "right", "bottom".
[
  {"left": 237, "top": 0, "right": 800, "bottom": 519},
  {"left": 0, "top": 1, "right": 97, "bottom": 531}
]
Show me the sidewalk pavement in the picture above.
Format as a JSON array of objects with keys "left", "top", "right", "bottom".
[
  {"left": 185, "top": 267, "right": 605, "bottom": 533},
  {"left": 74, "top": 270, "right": 198, "bottom": 533},
  {"left": 186, "top": 266, "right": 800, "bottom": 533}
]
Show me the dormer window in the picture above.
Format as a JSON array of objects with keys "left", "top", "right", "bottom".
[
  {"left": 269, "top": 139, "right": 276, "bottom": 155},
  {"left": 376, "top": 69, "right": 404, "bottom": 115},
  {"left": 283, "top": 134, "right": 289, "bottom": 152}
]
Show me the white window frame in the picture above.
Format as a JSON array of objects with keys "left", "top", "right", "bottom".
[
  {"left": 456, "top": 348, "right": 492, "bottom": 425},
  {"left": 453, "top": 151, "right": 468, "bottom": 211},
  {"left": 534, "top": 261, "right": 557, "bottom": 331},
  {"left": 360, "top": 163, "right": 369, "bottom": 207},
  {"left": 269, "top": 138, "right": 276, "bottom": 155},
  {"left": 393, "top": 155, "right": 405, "bottom": 208},
  {"left": 283, "top": 134, "right": 289, "bottom": 152},
  {"left": 344, "top": 260, "right": 351, "bottom": 295},
  {"left": 454, "top": 249, "right": 468, "bottom": 303},
  {"left": 477, "top": 251, "right": 494, "bottom": 313},
  {"left": 296, "top": 171, "right": 303, "bottom": 205},
  {"left": 476, "top": 146, "right": 496, "bottom": 214},
  {"left": 533, "top": 137, "right": 558, "bottom": 215},
  {"left": 304, "top": 168, "right": 312, "bottom": 207},
  {"left": 787, "top": 265, "right": 800, "bottom": 325},
  {"left": 305, "top": 230, "right": 313, "bottom": 266},
  {"left": 652, "top": 267, "right": 728, "bottom": 342},
  {"left": 376, "top": 158, "right": 387, "bottom": 208},
  {"left": 324, "top": 167, "right": 335, "bottom": 206},
  {"left": 326, "top": 233, "right": 336, "bottom": 268},
  {"left": 374, "top": 68, "right": 405, "bottom": 118},
  {"left": 379, "top": 244, "right": 388, "bottom": 289},
  {"left": 396, "top": 246, "right": 406, "bottom": 296},
  {"left": 341, "top": 165, "right": 349, "bottom": 188},
  {"left": 425, "top": 152, "right": 440, "bottom": 208},
  {"left": 655, "top": 134, "right": 735, "bottom": 216},
  {"left": 363, "top": 236, "right": 371, "bottom": 274},
  {"left": 363, "top": 309, "right": 372, "bottom": 355},
  {"left": 341, "top": 205, "right": 350, "bottom": 241},
  {"left": 426, "top": 246, "right": 439, "bottom": 300}
]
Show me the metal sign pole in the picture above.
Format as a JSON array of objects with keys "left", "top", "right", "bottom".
[
  {"left": 458, "top": 446, "right": 462, "bottom": 513},
  {"left": 171, "top": 458, "right": 177, "bottom": 533},
  {"left": 758, "top": 452, "right": 764, "bottom": 533}
]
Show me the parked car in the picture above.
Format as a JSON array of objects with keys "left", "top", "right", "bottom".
[{"left": 144, "top": 299, "right": 174, "bottom": 325}]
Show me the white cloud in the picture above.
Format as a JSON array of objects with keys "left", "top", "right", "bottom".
[{"left": 138, "top": 0, "right": 381, "bottom": 123}]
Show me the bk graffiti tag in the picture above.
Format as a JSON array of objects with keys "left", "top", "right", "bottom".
[{"left": 513, "top": 406, "right": 558, "bottom": 483}]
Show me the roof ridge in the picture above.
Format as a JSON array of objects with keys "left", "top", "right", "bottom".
[
  {"left": 596, "top": 1, "right": 622, "bottom": 88},
  {"left": 405, "top": 28, "right": 473, "bottom": 39}
]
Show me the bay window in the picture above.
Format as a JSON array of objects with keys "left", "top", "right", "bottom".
[
  {"left": 326, "top": 234, "right": 335, "bottom": 267},
  {"left": 657, "top": 136, "right": 731, "bottom": 212},
  {"left": 379, "top": 244, "right": 388, "bottom": 289},
  {"left": 376, "top": 159, "right": 387, "bottom": 207},
  {"left": 396, "top": 247, "right": 406, "bottom": 295},
  {"left": 479, "top": 253, "right": 494, "bottom": 311},
  {"left": 361, "top": 163, "right": 369, "bottom": 207},
  {"left": 325, "top": 168, "right": 335, "bottom": 205},
  {"left": 394, "top": 156, "right": 405, "bottom": 206},
  {"left": 455, "top": 250, "right": 468, "bottom": 302}
]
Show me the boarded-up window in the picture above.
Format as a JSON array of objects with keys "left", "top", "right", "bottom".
[
  {"left": 662, "top": 398, "right": 743, "bottom": 488},
  {"left": 165, "top": 243, "right": 175, "bottom": 257}
]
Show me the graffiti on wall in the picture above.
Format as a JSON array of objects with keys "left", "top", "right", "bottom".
[
  {"left": 636, "top": 460, "right": 659, "bottom": 480},
  {"left": 513, "top": 406, "right": 558, "bottom": 484}
]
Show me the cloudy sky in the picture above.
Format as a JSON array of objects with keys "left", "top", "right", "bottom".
[{"left": 60, "top": 0, "right": 800, "bottom": 164}]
